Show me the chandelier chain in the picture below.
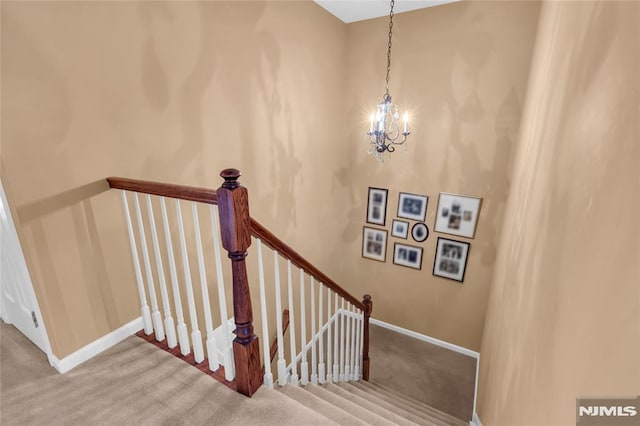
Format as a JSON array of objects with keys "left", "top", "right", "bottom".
[{"left": 385, "top": 0, "right": 394, "bottom": 96}]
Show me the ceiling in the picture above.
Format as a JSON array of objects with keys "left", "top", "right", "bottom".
[{"left": 313, "top": 0, "right": 459, "bottom": 23}]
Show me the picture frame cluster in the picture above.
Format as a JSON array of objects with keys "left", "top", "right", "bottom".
[
  {"left": 362, "top": 186, "right": 482, "bottom": 283},
  {"left": 364, "top": 188, "right": 430, "bottom": 270}
]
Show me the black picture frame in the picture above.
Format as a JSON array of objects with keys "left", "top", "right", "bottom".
[
  {"left": 411, "top": 222, "right": 429, "bottom": 242},
  {"left": 391, "top": 219, "right": 409, "bottom": 239},
  {"left": 432, "top": 237, "right": 470, "bottom": 283},
  {"left": 362, "top": 226, "right": 388, "bottom": 262},
  {"left": 392, "top": 243, "right": 423, "bottom": 270},
  {"left": 397, "top": 192, "right": 428, "bottom": 222},
  {"left": 366, "top": 187, "right": 389, "bottom": 226}
]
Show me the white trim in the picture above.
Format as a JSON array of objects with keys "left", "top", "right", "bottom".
[
  {"left": 370, "top": 318, "right": 479, "bottom": 358},
  {"left": 370, "top": 318, "right": 480, "bottom": 422},
  {"left": 0, "top": 178, "right": 55, "bottom": 367},
  {"left": 50, "top": 317, "right": 143, "bottom": 374},
  {"left": 473, "top": 357, "right": 480, "bottom": 416},
  {"left": 471, "top": 412, "right": 483, "bottom": 426}
]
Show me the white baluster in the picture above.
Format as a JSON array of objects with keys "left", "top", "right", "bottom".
[
  {"left": 255, "top": 239, "right": 272, "bottom": 387},
  {"left": 339, "top": 298, "right": 345, "bottom": 381},
  {"left": 286, "top": 260, "right": 298, "bottom": 384},
  {"left": 160, "top": 198, "right": 190, "bottom": 355},
  {"left": 274, "top": 251, "right": 287, "bottom": 386},
  {"left": 133, "top": 193, "right": 164, "bottom": 341},
  {"left": 326, "top": 287, "right": 333, "bottom": 383},
  {"left": 333, "top": 292, "right": 339, "bottom": 381},
  {"left": 310, "top": 277, "right": 318, "bottom": 384},
  {"left": 192, "top": 203, "right": 219, "bottom": 371},
  {"left": 145, "top": 195, "right": 177, "bottom": 348},
  {"left": 318, "top": 283, "right": 325, "bottom": 384},
  {"left": 350, "top": 304, "right": 357, "bottom": 380},
  {"left": 210, "top": 206, "right": 235, "bottom": 381},
  {"left": 120, "top": 191, "right": 152, "bottom": 334},
  {"left": 355, "top": 308, "right": 362, "bottom": 380},
  {"left": 175, "top": 199, "right": 204, "bottom": 363},
  {"left": 344, "top": 302, "right": 351, "bottom": 382},
  {"left": 299, "top": 269, "right": 308, "bottom": 385}
]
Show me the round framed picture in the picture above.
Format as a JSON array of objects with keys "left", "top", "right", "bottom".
[{"left": 411, "top": 222, "right": 429, "bottom": 242}]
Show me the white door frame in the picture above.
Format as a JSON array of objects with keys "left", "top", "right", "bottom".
[{"left": 0, "top": 178, "right": 54, "bottom": 366}]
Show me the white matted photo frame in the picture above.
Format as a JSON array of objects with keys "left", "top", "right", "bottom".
[
  {"left": 362, "top": 226, "right": 388, "bottom": 262},
  {"left": 433, "top": 237, "right": 470, "bottom": 282},
  {"left": 434, "top": 193, "right": 482, "bottom": 238},
  {"left": 366, "top": 187, "right": 389, "bottom": 226},
  {"left": 391, "top": 219, "right": 409, "bottom": 239},
  {"left": 392, "top": 243, "right": 423, "bottom": 270},
  {"left": 397, "top": 192, "right": 428, "bottom": 222}
]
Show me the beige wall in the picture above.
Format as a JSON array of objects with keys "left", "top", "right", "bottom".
[
  {"left": 1, "top": 0, "right": 542, "bottom": 358},
  {"left": 477, "top": 1, "right": 639, "bottom": 424},
  {"left": 339, "top": 1, "right": 540, "bottom": 350},
  {"left": 1, "top": 0, "right": 348, "bottom": 357}
]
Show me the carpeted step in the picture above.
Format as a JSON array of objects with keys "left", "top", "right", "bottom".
[
  {"left": 360, "top": 380, "right": 468, "bottom": 425},
  {"left": 321, "top": 382, "right": 424, "bottom": 425},
  {"left": 276, "top": 384, "right": 369, "bottom": 426},
  {"left": 337, "top": 381, "right": 452, "bottom": 426},
  {"left": 305, "top": 382, "right": 399, "bottom": 426},
  {"left": 347, "top": 380, "right": 445, "bottom": 421}
]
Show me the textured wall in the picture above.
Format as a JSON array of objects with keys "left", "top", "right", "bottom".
[
  {"left": 477, "top": 1, "right": 639, "bottom": 423},
  {"left": 1, "top": 0, "right": 348, "bottom": 357},
  {"left": 340, "top": 1, "right": 540, "bottom": 350}
]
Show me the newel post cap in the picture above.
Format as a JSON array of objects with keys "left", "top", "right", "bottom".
[
  {"left": 363, "top": 294, "right": 373, "bottom": 314},
  {"left": 220, "top": 168, "right": 242, "bottom": 189}
]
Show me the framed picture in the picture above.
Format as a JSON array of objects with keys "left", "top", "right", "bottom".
[
  {"left": 397, "top": 192, "right": 428, "bottom": 222},
  {"left": 434, "top": 193, "right": 482, "bottom": 239},
  {"left": 362, "top": 226, "right": 388, "bottom": 262},
  {"left": 411, "top": 222, "right": 429, "bottom": 242},
  {"left": 391, "top": 219, "right": 409, "bottom": 239},
  {"left": 392, "top": 243, "right": 423, "bottom": 270},
  {"left": 366, "top": 187, "right": 389, "bottom": 226},
  {"left": 433, "top": 237, "right": 470, "bottom": 282}
]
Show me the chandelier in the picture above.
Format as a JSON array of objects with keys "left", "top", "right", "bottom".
[{"left": 366, "top": 0, "right": 410, "bottom": 162}]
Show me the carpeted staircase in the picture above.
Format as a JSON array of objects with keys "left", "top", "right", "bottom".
[{"left": 277, "top": 380, "right": 468, "bottom": 425}]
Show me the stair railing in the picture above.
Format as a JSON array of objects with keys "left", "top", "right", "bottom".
[
  {"left": 251, "top": 219, "right": 372, "bottom": 388},
  {"left": 108, "top": 169, "right": 372, "bottom": 397},
  {"left": 107, "top": 176, "right": 237, "bottom": 385}
]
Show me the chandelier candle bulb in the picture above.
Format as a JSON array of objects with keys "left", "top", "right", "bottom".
[
  {"left": 369, "top": 114, "right": 374, "bottom": 132},
  {"left": 403, "top": 113, "right": 408, "bottom": 133}
]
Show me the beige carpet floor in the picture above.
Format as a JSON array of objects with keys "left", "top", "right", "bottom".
[
  {"left": 1, "top": 321, "right": 475, "bottom": 424},
  {"left": 0, "top": 322, "right": 333, "bottom": 426},
  {"left": 369, "top": 324, "right": 476, "bottom": 421}
]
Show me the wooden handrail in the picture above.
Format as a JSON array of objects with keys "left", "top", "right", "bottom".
[
  {"left": 250, "top": 218, "right": 366, "bottom": 311},
  {"left": 108, "top": 176, "right": 364, "bottom": 311},
  {"left": 107, "top": 177, "right": 218, "bottom": 204}
]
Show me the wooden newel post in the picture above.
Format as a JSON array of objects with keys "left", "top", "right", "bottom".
[
  {"left": 362, "top": 294, "right": 373, "bottom": 381},
  {"left": 217, "top": 168, "right": 262, "bottom": 397}
]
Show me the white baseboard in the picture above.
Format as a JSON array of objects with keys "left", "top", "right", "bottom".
[
  {"left": 369, "top": 318, "right": 479, "bottom": 359},
  {"left": 471, "top": 412, "right": 483, "bottom": 426},
  {"left": 369, "top": 318, "right": 480, "bottom": 421},
  {"left": 50, "top": 317, "right": 143, "bottom": 374}
]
